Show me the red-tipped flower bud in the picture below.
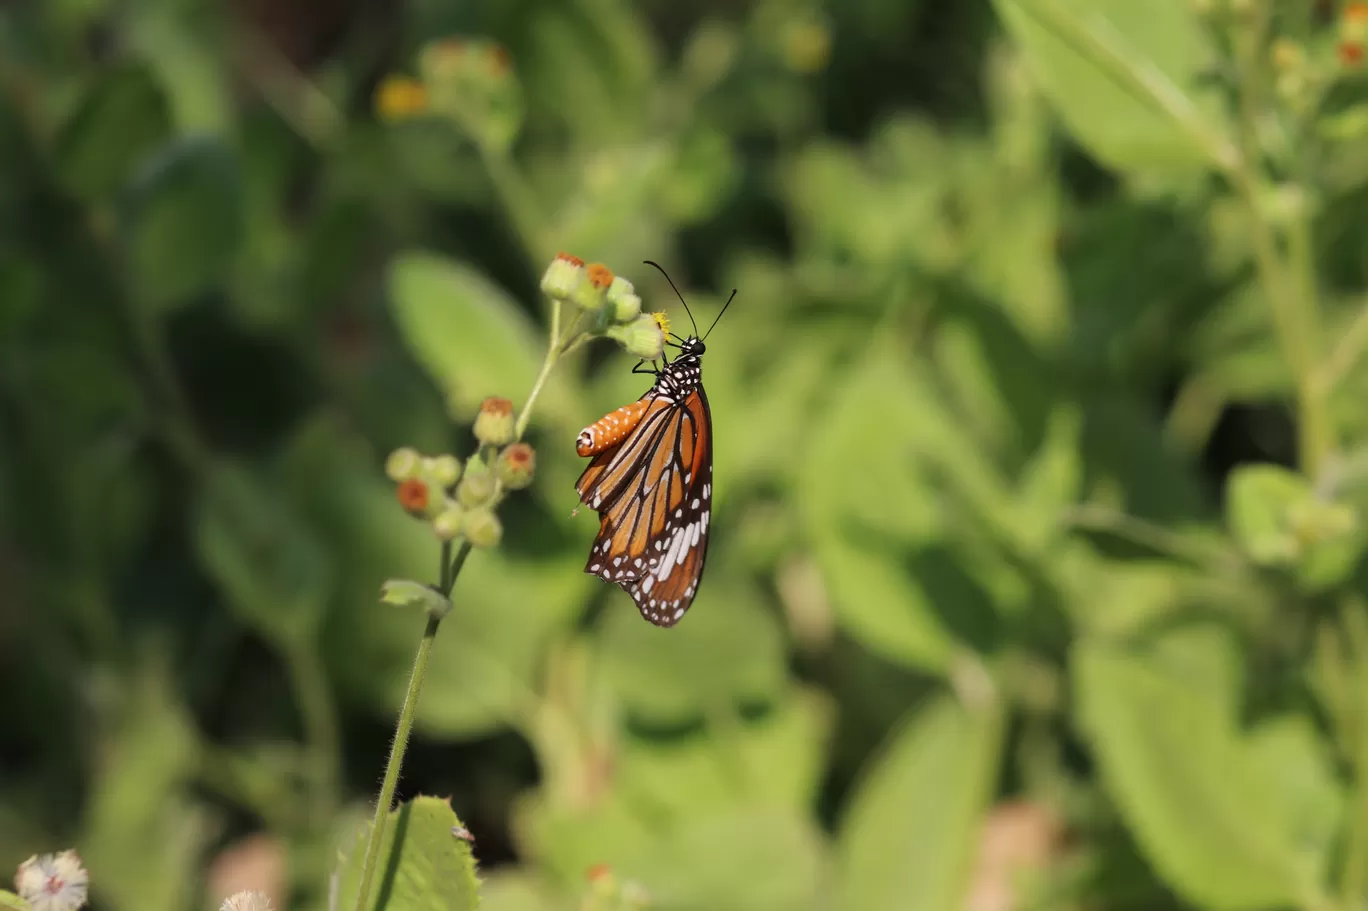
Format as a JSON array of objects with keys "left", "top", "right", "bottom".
[
  {"left": 497, "top": 442, "right": 537, "bottom": 489},
  {"left": 397, "top": 478, "right": 438, "bottom": 517},
  {"left": 572, "top": 263, "right": 615, "bottom": 312},
  {"left": 541, "top": 252, "right": 586, "bottom": 300},
  {"left": 474, "top": 396, "right": 515, "bottom": 446}
]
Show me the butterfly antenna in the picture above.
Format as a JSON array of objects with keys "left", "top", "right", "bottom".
[
  {"left": 643, "top": 260, "right": 699, "bottom": 337},
  {"left": 702, "top": 288, "right": 738, "bottom": 341}
]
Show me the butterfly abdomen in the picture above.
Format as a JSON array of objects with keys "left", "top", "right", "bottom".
[{"left": 576, "top": 399, "right": 651, "bottom": 456}]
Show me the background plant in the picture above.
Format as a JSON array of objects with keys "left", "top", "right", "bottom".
[{"left": 8, "top": 0, "right": 1368, "bottom": 910}]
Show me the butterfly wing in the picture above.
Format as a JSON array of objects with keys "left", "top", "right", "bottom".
[{"left": 616, "top": 386, "right": 713, "bottom": 627}]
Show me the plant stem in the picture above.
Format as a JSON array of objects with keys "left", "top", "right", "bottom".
[
  {"left": 480, "top": 143, "right": 551, "bottom": 266},
  {"left": 352, "top": 609, "right": 444, "bottom": 911},
  {"left": 515, "top": 299, "right": 564, "bottom": 441},
  {"left": 284, "top": 640, "right": 342, "bottom": 828}
]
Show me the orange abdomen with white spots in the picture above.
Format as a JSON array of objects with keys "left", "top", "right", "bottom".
[{"left": 577, "top": 399, "right": 650, "bottom": 456}]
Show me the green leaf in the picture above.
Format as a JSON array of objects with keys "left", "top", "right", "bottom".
[
  {"left": 0, "top": 890, "right": 30, "bottom": 911},
  {"left": 337, "top": 796, "right": 481, "bottom": 911},
  {"left": 380, "top": 578, "right": 452, "bottom": 618},
  {"left": 800, "top": 344, "right": 960, "bottom": 672},
  {"left": 194, "top": 460, "right": 331, "bottom": 645},
  {"left": 1075, "top": 634, "right": 1330, "bottom": 910},
  {"left": 80, "top": 667, "right": 209, "bottom": 911},
  {"left": 54, "top": 63, "right": 172, "bottom": 200},
  {"left": 477, "top": 872, "right": 560, "bottom": 911},
  {"left": 837, "top": 691, "right": 1004, "bottom": 911},
  {"left": 597, "top": 581, "right": 787, "bottom": 725},
  {"left": 387, "top": 251, "right": 574, "bottom": 426},
  {"left": 524, "top": 799, "right": 830, "bottom": 911},
  {"left": 619, "top": 808, "right": 830, "bottom": 910},
  {"left": 992, "top": 0, "right": 1231, "bottom": 175},
  {"left": 1226, "top": 465, "right": 1308, "bottom": 565},
  {"left": 614, "top": 687, "right": 834, "bottom": 819},
  {"left": 122, "top": 137, "right": 243, "bottom": 312},
  {"left": 1246, "top": 715, "right": 1343, "bottom": 874}
]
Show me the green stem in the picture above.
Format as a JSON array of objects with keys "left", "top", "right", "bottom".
[
  {"left": 353, "top": 279, "right": 573, "bottom": 909},
  {"left": 352, "top": 609, "right": 444, "bottom": 911},
  {"left": 480, "top": 143, "right": 551, "bottom": 266},
  {"left": 284, "top": 640, "right": 342, "bottom": 828},
  {"left": 353, "top": 542, "right": 471, "bottom": 911},
  {"left": 514, "top": 299, "right": 564, "bottom": 441}
]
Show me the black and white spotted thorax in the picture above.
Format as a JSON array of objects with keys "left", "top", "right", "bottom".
[{"left": 655, "top": 337, "right": 705, "bottom": 399}]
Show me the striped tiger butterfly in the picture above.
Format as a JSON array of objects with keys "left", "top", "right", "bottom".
[{"left": 574, "top": 262, "right": 736, "bottom": 627}]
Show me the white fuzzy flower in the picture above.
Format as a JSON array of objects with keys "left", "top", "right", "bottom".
[
  {"left": 14, "top": 850, "right": 88, "bottom": 911},
  {"left": 219, "top": 889, "right": 274, "bottom": 911}
]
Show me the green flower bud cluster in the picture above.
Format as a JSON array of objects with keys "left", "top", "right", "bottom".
[
  {"left": 539, "top": 252, "right": 665, "bottom": 361},
  {"left": 386, "top": 396, "right": 541, "bottom": 554}
]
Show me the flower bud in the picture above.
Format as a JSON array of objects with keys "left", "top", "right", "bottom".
[
  {"left": 425, "top": 454, "right": 463, "bottom": 488},
  {"left": 374, "top": 76, "right": 428, "bottom": 121},
  {"left": 607, "top": 314, "right": 665, "bottom": 360},
  {"left": 497, "top": 442, "right": 537, "bottom": 489},
  {"left": 396, "top": 477, "right": 439, "bottom": 517},
  {"left": 608, "top": 276, "right": 642, "bottom": 322},
  {"left": 457, "top": 465, "right": 496, "bottom": 507},
  {"left": 463, "top": 507, "right": 503, "bottom": 548},
  {"left": 572, "top": 263, "right": 615, "bottom": 312},
  {"left": 541, "top": 252, "right": 586, "bottom": 300},
  {"left": 385, "top": 447, "right": 422, "bottom": 482},
  {"left": 433, "top": 503, "right": 465, "bottom": 541},
  {"left": 474, "top": 396, "right": 515, "bottom": 446}
]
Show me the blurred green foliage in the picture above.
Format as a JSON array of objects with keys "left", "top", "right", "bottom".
[{"left": 11, "top": 0, "right": 1368, "bottom": 909}]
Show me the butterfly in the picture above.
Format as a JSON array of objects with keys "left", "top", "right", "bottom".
[{"left": 574, "top": 262, "right": 736, "bottom": 627}]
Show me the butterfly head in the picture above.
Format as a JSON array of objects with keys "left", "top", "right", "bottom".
[{"left": 678, "top": 336, "right": 706, "bottom": 358}]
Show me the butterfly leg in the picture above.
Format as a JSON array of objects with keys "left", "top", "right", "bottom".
[{"left": 630, "top": 359, "right": 659, "bottom": 376}]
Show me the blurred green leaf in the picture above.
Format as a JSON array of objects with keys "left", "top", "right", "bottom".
[
  {"left": 659, "top": 127, "right": 739, "bottom": 225},
  {"left": 387, "top": 252, "right": 575, "bottom": 427},
  {"left": 194, "top": 460, "right": 332, "bottom": 645},
  {"left": 380, "top": 578, "right": 452, "bottom": 617},
  {"left": 122, "top": 136, "right": 243, "bottom": 312},
  {"left": 992, "top": 0, "right": 1229, "bottom": 174},
  {"left": 478, "top": 872, "right": 562, "bottom": 911},
  {"left": 80, "top": 668, "right": 209, "bottom": 911},
  {"left": 54, "top": 62, "right": 172, "bottom": 201},
  {"left": 1075, "top": 633, "right": 1331, "bottom": 910},
  {"left": 0, "top": 890, "right": 28, "bottom": 911},
  {"left": 614, "top": 687, "right": 834, "bottom": 818},
  {"left": 525, "top": 797, "right": 830, "bottom": 911},
  {"left": 1225, "top": 464, "right": 1326, "bottom": 572},
  {"left": 837, "top": 690, "right": 1004, "bottom": 911},
  {"left": 597, "top": 581, "right": 786, "bottom": 725},
  {"left": 337, "top": 796, "right": 481, "bottom": 911},
  {"left": 1246, "top": 715, "right": 1343, "bottom": 872},
  {"left": 618, "top": 808, "right": 830, "bottom": 910},
  {"left": 803, "top": 341, "right": 993, "bottom": 672}
]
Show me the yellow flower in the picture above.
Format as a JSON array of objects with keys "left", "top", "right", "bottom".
[
  {"left": 650, "top": 311, "right": 671, "bottom": 337},
  {"left": 375, "top": 76, "right": 428, "bottom": 121}
]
